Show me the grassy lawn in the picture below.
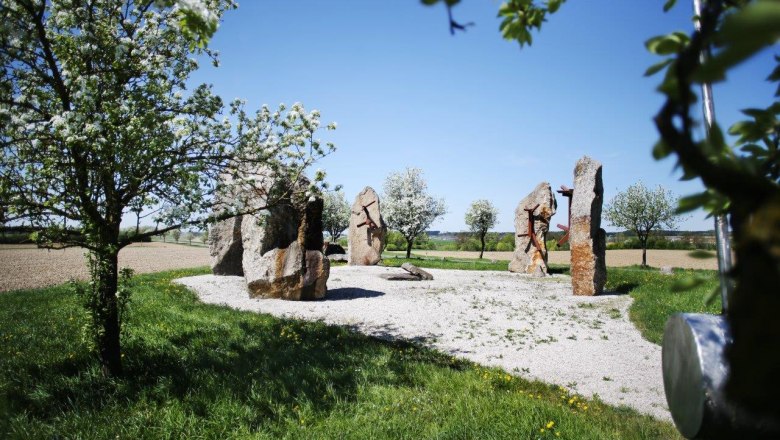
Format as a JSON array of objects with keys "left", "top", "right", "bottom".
[
  {"left": 382, "top": 252, "right": 510, "bottom": 271},
  {"left": 604, "top": 265, "right": 721, "bottom": 344},
  {"left": 0, "top": 268, "right": 682, "bottom": 439}
]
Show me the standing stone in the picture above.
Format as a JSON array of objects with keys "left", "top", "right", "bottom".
[
  {"left": 570, "top": 156, "right": 607, "bottom": 295},
  {"left": 208, "top": 215, "right": 244, "bottom": 275},
  {"left": 509, "top": 182, "right": 557, "bottom": 276},
  {"left": 242, "top": 195, "right": 329, "bottom": 300},
  {"left": 348, "top": 187, "right": 386, "bottom": 266}
]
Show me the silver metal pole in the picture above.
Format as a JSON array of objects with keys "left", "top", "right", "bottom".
[{"left": 693, "top": 0, "right": 732, "bottom": 313}]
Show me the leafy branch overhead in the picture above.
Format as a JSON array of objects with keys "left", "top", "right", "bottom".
[{"left": 422, "top": 0, "right": 564, "bottom": 45}]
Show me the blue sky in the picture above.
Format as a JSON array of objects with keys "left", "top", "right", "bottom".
[{"left": 188, "top": 0, "right": 777, "bottom": 233}]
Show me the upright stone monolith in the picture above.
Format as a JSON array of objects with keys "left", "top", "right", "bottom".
[
  {"left": 570, "top": 156, "right": 606, "bottom": 295},
  {"left": 208, "top": 215, "right": 244, "bottom": 275},
  {"left": 242, "top": 193, "right": 329, "bottom": 300},
  {"left": 348, "top": 187, "right": 386, "bottom": 265},
  {"left": 210, "top": 171, "right": 329, "bottom": 300},
  {"left": 509, "top": 182, "right": 557, "bottom": 276}
]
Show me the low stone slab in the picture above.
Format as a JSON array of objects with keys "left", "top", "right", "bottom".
[
  {"left": 401, "top": 263, "right": 434, "bottom": 280},
  {"left": 379, "top": 273, "right": 426, "bottom": 281}
]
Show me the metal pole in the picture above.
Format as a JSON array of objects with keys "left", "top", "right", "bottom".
[{"left": 693, "top": 0, "right": 732, "bottom": 313}]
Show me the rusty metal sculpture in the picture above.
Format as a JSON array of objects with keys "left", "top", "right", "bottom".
[
  {"left": 517, "top": 204, "right": 542, "bottom": 252},
  {"left": 354, "top": 200, "right": 379, "bottom": 230},
  {"left": 556, "top": 185, "right": 573, "bottom": 246}
]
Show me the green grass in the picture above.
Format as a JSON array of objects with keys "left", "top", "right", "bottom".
[
  {"left": 0, "top": 268, "right": 680, "bottom": 439},
  {"left": 604, "top": 265, "right": 721, "bottom": 344},
  {"left": 382, "top": 253, "right": 572, "bottom": 274}
]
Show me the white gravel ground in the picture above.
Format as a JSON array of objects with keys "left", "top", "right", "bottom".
[{"left": 175, "top": 265, "right": 670, "bottom": 421}]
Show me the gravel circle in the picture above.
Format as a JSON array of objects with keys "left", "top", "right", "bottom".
[{"left": 175, "top": 265, "right": 670, "bottom": 421}]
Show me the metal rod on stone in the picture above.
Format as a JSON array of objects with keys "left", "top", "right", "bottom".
[{"left": 693, "top": 0, "right": 732, "bottom": 314}]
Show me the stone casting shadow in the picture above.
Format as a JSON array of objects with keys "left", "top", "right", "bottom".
[{"left": 326, "top": 287, "right": 385, "bottom": 301}]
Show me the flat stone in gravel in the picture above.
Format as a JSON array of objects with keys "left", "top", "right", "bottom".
[{"left": 175, "top": 266, "right": 670, "bottom": 421}]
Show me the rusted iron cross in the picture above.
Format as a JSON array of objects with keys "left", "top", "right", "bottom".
[
  {"left": 556, "top": 185, "right": 573, "bottom": 246},
  {"left": 517, "top": 204, "right": 543, "bottom": 251},
  {"left": 354, "top": 200, "right": 378, "bottom": 229}
]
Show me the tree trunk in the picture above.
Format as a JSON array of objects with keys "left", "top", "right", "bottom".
[
  {"left": 94, "top": 250, "right": 123, "bottom": 376},
  {"left": 479, "top": 232, "right": 486, "bottom": 259},
  {"left": 641, "top": 241, "right": 647, "bottom": 267},
  {"left": 406, "top": 240, "right": 413, "bottom": 259}
]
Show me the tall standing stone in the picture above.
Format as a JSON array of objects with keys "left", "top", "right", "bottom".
[
  {"left": 570, "top": 156, "right": 607, "bottom": 295},
  {"left": 508, "top": 182, "right": 557, "bottom": 276},
  {"left": 208, "top": 215, "right": 244, "bottom": 275},
  {"left": 242, "top": 194, "right": 330, "bottom": 300},
  {"left": 348, "top": 187, "right": 386, "bottom": 266}
]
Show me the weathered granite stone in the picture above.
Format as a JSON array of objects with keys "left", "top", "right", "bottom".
[
  {"left": 401, "top": 263, "right": 434, "bottom": 280},
  {"left": 242, "top": 195, "right": 329, "bottom": 300},
  {"left": 348, "top": 187, "right": 386, "bottom": 266},
  {"left": 208, "top": 215, "right": 244, "bottom": 275},
  {"left": 508, "top": 182, "right": 557, "bottom": 276},
  {"left": 210, "top": 169, "right": 329, "bottom": 300},
  {"left": 570, "top": 156, "right": 607, "bottom": 295}
]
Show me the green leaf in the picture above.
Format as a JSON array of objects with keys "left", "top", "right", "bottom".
[
  {"left": 697, "top": 2, "right": 780, "bottom": 83},
  {"left": 671, "top": 276, "right": 707, "bottom": 292},
  {"left": 677, "top": 192, "right": 710, "bottom": 214},
  {"left": 548, "top": 0, "right": 562, "bottom": 14},
  {"left": 704, "top": 284, "right": 720, "bottom": 306},
  {"left": 652, "top": 140, "right": 672, "bottom": 160},
  {"left": 663, "top": 0, "right": 677, "bottom": 12},
  {"left": 645, "top": 32, "right": 689, "bottom": 55},
  {"left": 644, "top": 58, "right": 673, "bottom": 77}
]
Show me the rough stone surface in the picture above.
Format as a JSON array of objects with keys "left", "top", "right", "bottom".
[
  {"left": 242, "top": 196, "right": 329, "bottom": 300},
  {"left": 508, "top": 182, "right": 557, "bottom": 276},
  {"left": 401, "top": 263, "right": 434, "bottom": 280},
  {"left": 210, "top": 170, "right": 330, "bottom": 300},
  {"left": 570, "top": 156, "right": 607, "bottom": 295},
  {"left": 208, "top": 215, "right": 244, "bottom": 275},
  {"left": 348, "top": 187, "right": 386, "bottom": 266}
]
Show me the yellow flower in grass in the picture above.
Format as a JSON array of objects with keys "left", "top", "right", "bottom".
[{"left": 546, "top": 421, "right": 555, "bottom": 429}]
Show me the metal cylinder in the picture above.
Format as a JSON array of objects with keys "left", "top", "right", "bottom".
[{"left": 662, "top": 313, "right": 730, "bottom": 439}]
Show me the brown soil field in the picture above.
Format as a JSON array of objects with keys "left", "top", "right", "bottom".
[
  {"left": 1, "top": 243, "right": 719, "bottom": 293},
  {"left": 0, "top": 242, "right": 210, "bottom": 292},
  {"left": 408, "top": 249, "right": 720, "bottom": 270}
]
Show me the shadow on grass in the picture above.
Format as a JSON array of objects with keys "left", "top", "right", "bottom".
[{"left": 2, "top": 295, "right": 466, "bottom": 427}]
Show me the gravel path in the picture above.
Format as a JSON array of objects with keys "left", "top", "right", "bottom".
[{"left": 176, "top": 265, "right": 670, "bottom": 421}]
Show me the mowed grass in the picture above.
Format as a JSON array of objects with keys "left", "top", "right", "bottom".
[
  {"left": 382, "top": 252, "right": 512, "bottom": 271},
  {"left": 0, "top": 268, "right": 681, "bottom": 439},
  {"left": 604, "top": 265, "right": 721, "bottom": 344}
]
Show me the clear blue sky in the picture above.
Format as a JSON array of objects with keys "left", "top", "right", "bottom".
[{"left": 188, "top": 0, "right": 776, "bottom": 233}]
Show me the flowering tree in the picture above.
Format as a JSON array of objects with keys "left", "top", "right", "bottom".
[
  {"left": 322, "top": 190, "right": 350, "bottom": 241},
  {"left": 605, "top": 183, "right": 679, "bottom": 267},
  {"left": 0, "top": 0, "right": 335, "bottom": 376},
  {"left": 464, "top": 199, "right": 499, "bottom": 259},
  {"left": 382, "top": 168, "right": 446, "bottom": 258}
]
